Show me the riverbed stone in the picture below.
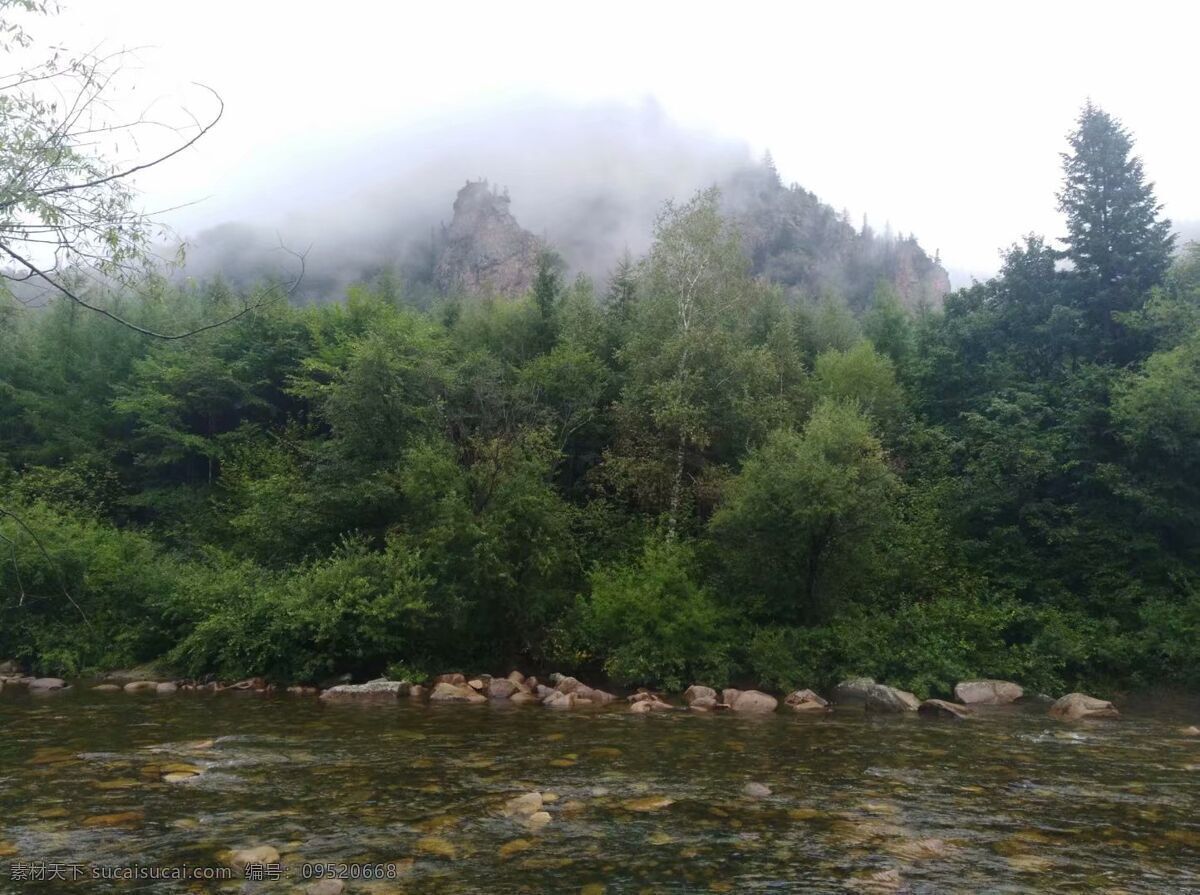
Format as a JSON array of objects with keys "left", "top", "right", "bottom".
[
  {"left": 954, "top": 679, "right": 1024, "bottom": 705},
  {"left": 503, "top": 791, "right": 544, "bottom": 817},
  {"left": 864, "top": 684, "right": 920, "bottom": 713},
  {"left": 725, "top": 689, "right": 778, "bottom": 713},
  {"left": 689, "top": 696, "right": 718, "bottom": 711},
  {"left": 1049, "top": 692, "right": 1120, "bottom": 721},
  {"left": 305, "top": 880, "right": 344, "bottom": 895},
  {"left": 509, "top": 690, "right": 541, "bottom": 705},
  {"left": 429, "top": 681, "right": 486, "bottom": 704},
  {"left": 228, "top": 845, "right": 280, "bottom": 871},
  {"left": 918, "top": 699, "right": 973, "bottom": 720},
  {"left": 320, "top": 679, "right": 411, "bottom": 700},
  {"left": 833, "top": 677, "right": 876, "bottom": 704},
  {"left": 29, "top": 677, "right": 67, "bottom": 691},
  {"left": 1182, "top": 726, "right": 1200, "bottom": 737},
  {"left": 468, "top": 677, "right": 486, "bottom": 691},
  {"left": 629, "top": 691, "right": 672, "bottom": 712},
  {"left": 156, "top": 682, "right": 178, "bottom": 694},
  {"left": 409, "top": 684, "right": 427, "bottom": 699},
  {"left": 92, "top": 684, "right": 122, "bottom": 692},
  {"left": 784, "top": 689, "right": 830, "bottom": 712},
  {"left": 684, "top": 684, "right": 718, "bottom": 705},
  {"left": 742, "top": 782, "right": 772, "bottom": 798}
]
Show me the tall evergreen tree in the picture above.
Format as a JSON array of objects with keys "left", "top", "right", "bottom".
[{"left": 1058, "top": 102, "right": 1175, "bottom": 356}]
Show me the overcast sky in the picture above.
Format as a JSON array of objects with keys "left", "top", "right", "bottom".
[{"left": 43, "top": 0, "right": 1200, "bottom": 282}]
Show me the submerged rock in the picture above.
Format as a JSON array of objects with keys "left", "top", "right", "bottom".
[
  {"left": 319, "top": 679, "right": 410, "bottom": 700},
  {"left": 833, "top": 677, "right": 876, "bottom": 704},
  {"left": 1182, "top": 726, "right": 1200, "bottom": 737},
  {"left": 429, "top": 682, "right": 486, "bottom": 704},
  {"left": 742, "top": 781, "right": 772, "bottom": 798},
  {"left": 918, "top": 699, "right": 973, "bottom": 720},
  {"left": 92, "top": 684, "right": 122, "bottom": 692},
  {"left": 863, "top": 684, "right": 920, "bottom": 713},
  {"left": 509, "top": 690, "right": 541, "bottom": 705},
  {"left": 954, "top": 679, "right": 1024, "bottom": 705},
  {"left": 227, "top": 845, "right": 280, "bottom": 870},
  {"left": 305, "top": 880, "right": 344, "bottom": 895},
  {"left": 784, "top": 689, "right": 830, "bottom": 712},
  {"left": 502, "top": 791, "right": 544, "bottom": 817},
  {"left": 1048, "top": 693, "right": 1119, "bottom": 721},
  {"left": 628, "top": 691, "right": 672, "bottom": 713},
  {"left": 156, "top": 682, "right": 178, "bottom": 694}
]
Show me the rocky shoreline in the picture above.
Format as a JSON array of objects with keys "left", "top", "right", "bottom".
[{"left": 0, "top": 660, "right": 1147, "bottom": 724}]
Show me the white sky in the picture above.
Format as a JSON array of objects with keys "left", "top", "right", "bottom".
[{"left": 41, "top": 0, "right": 1200, "bottom": 281}]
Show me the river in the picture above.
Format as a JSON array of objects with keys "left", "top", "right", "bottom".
[{"left": 1, "top": 688, "right": 1198, "bottom": 893}]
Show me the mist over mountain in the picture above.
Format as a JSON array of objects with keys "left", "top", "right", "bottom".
[{"left": 173, "top": 99, "right": 948, "bottom": 309}]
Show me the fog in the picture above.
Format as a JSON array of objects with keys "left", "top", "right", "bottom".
[{"left": 173, "top": 99, "right": 756, "bottom": 298}]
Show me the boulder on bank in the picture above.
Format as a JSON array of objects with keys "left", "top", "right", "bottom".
[
  {"left": 320, "top": 679, "right": 411, "bottom": 700},
  {"left": 683, "top": 685, "right": 717, "bottom": 706},
  {"left": 506, "top": 670, "right": 525, "bottom": 685},
  {"left": 953, "top": 679, "right": 1024, "bottom": 705},
  {"left": 488, "top": 678, "right": 521, "bottom": 699},
  {"left": 29, "top": 677, "right": 67, "bottom": 691},
  {"left": 723, "top": 689, "right": 778, "bottom": 714},
  {"left": 784, "top": 689, "right": 830, "bottom": 712},
  {"left": 864, "top": 684, "right": 920, "bottom": 713},
  {"left": 1048, "top": 692, "right": 1119, "bottom": 721},
  {"left": 918, "top": 699, "right": 973, "bottom": 720},
  {"left": 542, "top": 690, "right": 577, "bottom": 709},
  {"left": 429, "top": 681, "right": 486, "bottom": 704},
  {"left": 833, "top": 677, "right": 876, "bottom": 704},
  {"left": 409, "top": 684, "right": 427, "bottom": 700},
  {"left": 434, "top": 673, "right": 467, "bottom": 686},
  {"left": 509, "top": 690, "right": 541, "bottom": 705},
  {"left": 155, "top": 682, "right": 178, "bottom": 694}
]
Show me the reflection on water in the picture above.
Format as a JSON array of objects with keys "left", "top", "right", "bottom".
[{"left": 1, "top": 689, "right": 1198, "bottom": 893}]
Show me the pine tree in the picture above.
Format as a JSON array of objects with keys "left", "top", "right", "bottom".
[
  {"left": 531, "top": 249, "right": 563, "bottom": 352},
  {"left": 1058, "top": 102, "right": 1175, "bottom": 353},
  {"left": 605, "top": 250, "right": 638, "bottom": 321}
]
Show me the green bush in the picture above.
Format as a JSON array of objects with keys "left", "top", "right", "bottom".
[{"left": 573, "top": 535, "right": 734, "bottom": 690}]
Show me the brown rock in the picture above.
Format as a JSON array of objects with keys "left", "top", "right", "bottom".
[
  {"left": 864, "top": 684, "right": 920, "bottom": 713},
  {"left": 1181, "top": 725, "right": 1200, "bottom": 737},
  {"left": 954, "top": 679, "right": 1024, "bottom": 705},
  {"left": 123, "top": 680, "right": 159, "bottom": 693},
  {"left": 29, "top": 677, "right": 67, "bottom": 691},
  {"left": 409, "top": 684, "right": 427, "bottom": 700},
  {"left": 1048, "top": 693, "right": 1119, "bottom": 721},
  {"left": 589, "top": 689, "right": 616, "bottom": 705},
  {"left": 729, "top": 690, "right": 778, "bottom": 714},
  {"left": 832, "top": 677, "right": 876, "bottom": 705},
  {"left": 434, "top": 673, "right": 466, "bottom": 686},
  {"left": 542, "top": 690, "right": 576, "bottom": 709},
  {"left": 630, "top": 697, "right": 672, "bottom": 713},
  {"left": 509, "top": 690, "right": 541, "bottom": 705},
  {"left": 305, "top": 880, "right": 344, "bottom": 895},
  {"left": 918, "top": 699, "right": 973, "bottom": 720},
  {"left": 429, "top": 681, "right": 486, "bottom": 704},
  {"left": 92, "top": 684, "right": 122, "bottom": 692},
  {"left": 506, "top": 670, "right": 525, "bottom": 685},
  {"left": 784, "top": 689, "right": 830, "bottom": 712},
  {"left": 688, "top": 696, "right": 718, "bottom": 711},
  {"left": 683, "top": 685, "right": 717, "bottom": 706},
  {"left": 155, "top": 682, "right": 178, "bottom": 694},
  {"left": 286, "top": 685, "right": 320, "bottom": 695},
  {"left": 228, "top": 845, "right": 280, "bottom": 871},
  {"left": 488, "top": 678, "right": 520, "bottom": 699}
]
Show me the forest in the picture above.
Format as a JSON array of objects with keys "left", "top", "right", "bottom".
[{"left": 1, "top": 102, "right": 1197, "bottom": 698}]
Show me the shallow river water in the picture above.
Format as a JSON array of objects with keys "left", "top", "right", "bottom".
[{"left": 1, "top": 688, "right": 1198, "bottom": 894}]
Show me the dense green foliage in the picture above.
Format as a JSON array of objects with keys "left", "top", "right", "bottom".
[{"left": 1, "top": 105, "right": 1197, "bottom": 697}]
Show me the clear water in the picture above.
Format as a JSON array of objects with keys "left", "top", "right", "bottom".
[{"left": 1, "top": 688, "right": 1198, "bottom": 893}]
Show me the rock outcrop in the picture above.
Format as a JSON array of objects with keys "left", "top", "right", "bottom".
[
  {"left": 429, "top": 681, "right": 486, "bottom": 704},
  {"left": 433, "top": 181, "right": 542, "bottom": 297},
  {"left": 1048, "top": 693, "right": 1119, "bottom": 721},
  {"left": 954, "top": 680, "right": 1024, "bottom": 705},
  {"left": 833, "top": 677, "right": 876, "bottom": 705}
]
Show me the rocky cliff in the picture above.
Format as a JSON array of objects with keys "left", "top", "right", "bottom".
[{"left": 432, "top": 181, "right": 542, "bottom": 297}]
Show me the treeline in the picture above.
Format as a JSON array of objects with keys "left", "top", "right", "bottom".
[{"left": 1, "top": 103, "right": 1197, "bottom": 696}]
